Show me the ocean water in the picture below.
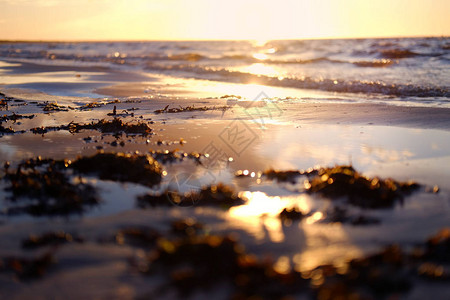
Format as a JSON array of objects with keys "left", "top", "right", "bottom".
[{"left": 1, "top": 37, "right": 449, "bottom": 105}]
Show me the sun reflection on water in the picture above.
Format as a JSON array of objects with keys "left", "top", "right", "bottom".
[
  {"left": 239, "top": 63, "right": 281, "bottom": 77},
  {"left": 228, "top": 191, "right": 311, "bottom": 243},
  {"left": 252, "top": 53, "right": 269, "bottom": 60},
  {"left": 227, "top": 191, "right": 365, "bottom": 272}
]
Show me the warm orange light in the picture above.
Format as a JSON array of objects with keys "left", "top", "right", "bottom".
[
  {"left": 252, "top": 53, "right": 269, "bottom": 61},
  {"left": 0, "top": 0, "right": 448, "bottom": 40}
]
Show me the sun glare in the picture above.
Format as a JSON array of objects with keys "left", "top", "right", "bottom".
[
  {"left": 228, "top": 192, "right": 313, "bottom": 243},
  {"left": 0, "top": 0, "right": 448, "bottom": 40},
  {"left": 240, "top": 63, "right": 280, "bottom": 77},
  {"left": 252, "top": 53, "right": 269, "bottom": 61}
]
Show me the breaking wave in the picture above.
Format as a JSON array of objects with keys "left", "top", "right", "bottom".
[{"left": 144, "top": 63, "right": 450, "bottom": 98}]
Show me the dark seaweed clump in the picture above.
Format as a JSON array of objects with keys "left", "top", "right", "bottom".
[
  {"left": 3, "top": 158, "right": 99, "bottom": 216},
  {"left": 136, "top": 192, "right": 171, "bottom": 208},
  {"left": 263, "top": 169, "right": 307, "bottom": 183},
  {"left": 0, "top": 124, "right": 16, "bottom": 134},
  {"left": 420, "top": 228, "right": 450, "bottom": 264},
  {"left": 137, "top": 183, "right": 244, "bottom": 208},
  {"left": 322, "top": 206, "right": 381, "bottom": 226},
  {"left": 133, "top": 227, "right": 449, "bottom": 299},
  {"left": 312, "top": 245, "right": 412, "bottom": 299},
  {"left": 40, "top": 102, "right": 70, "bottom": 112},
  {"left": 170, "top": 219, "right": 204, "bottom": 237},
  {"left": 149, "top": 150, "right": 203, "bottom": 165},
  {"left": 30, "top": 118, "right": 152, "bottom": 136},
  {"left": 263, "top": 165, "right": 420, "bottom": 208},
  {"left": 114, "top": 227, "right": 161, "bottom": 249},
  {"left": 306, "top": 165, "right": 420, "bottom": 208},
  {"left": 0, "top": 113, "right": 35, "bottom": 123},
  {"left": 154, "top": 104, "right": 230, "bottom": 114},
  {"left": 134, "top": 235, "right": 308, "bottom": 298},
  {"left": 108, "top": 220, "right": 203, "bottom": 248},
  {"left": 79, "top": 101, "right": 103, "bottom": 110},
  {"left": 22, "top": 231, "right": 84, "bottom": 249},
  {"left": 0, "top": 99, "right": 7, "bottom": 110},
  {"left": 89, "top": 118, "right": 151, "bottom": 135},
  {"left": 0, "top": 253, "right": 54, "bottom": 280},
  {"left": 314, "top": 228, "right": 450, "bottom": 299},
  {"left": 70, "top": 152, "right": 162, "bottom": 187},
  {"left": 0, "top": 113, "right": 32, "bottom": 134},
  {"left": 278, "top": 206, "right": 304, "bottom": 222}
]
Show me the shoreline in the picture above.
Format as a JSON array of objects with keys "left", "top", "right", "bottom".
[{"left": 3, "top": 85, "right": 450, "bottom": 130}]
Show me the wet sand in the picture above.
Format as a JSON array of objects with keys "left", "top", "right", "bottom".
[{"left": 0, "top": 59, "right": 449, "bottom": 299}]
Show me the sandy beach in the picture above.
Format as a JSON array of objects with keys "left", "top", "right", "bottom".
[{"left": 1, "top": 39, "right": 449, "bottom": 299}]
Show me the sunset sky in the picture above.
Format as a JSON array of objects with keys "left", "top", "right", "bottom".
[{"left": 0, "top": 0, "right": 449, "bottom": 41}]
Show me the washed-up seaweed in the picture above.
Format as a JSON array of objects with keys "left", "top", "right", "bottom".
[
  {"left": 0, "top": 124, "right": 16, "bottom": 134},
  {"left": 149, "top": 150, "right": 203, "bottom": 165},
  {"left": 0, "top": 113, "right": 35, "bottom": 123},
  {"left": 137, "top": 183, "right": 244, "bottom": 208},
  {"left": 114, "top": 227, "right": 161, "bottom": 249},
  {"left": 5, "top": 153, "right": 162, "bottom": 199},
  {"left": 306, "top": 165, "right": 420, "bottom": 208},
  {"left": 134, "top": 234, "right": 308, "bottom": 298},
  {"left": 0, "top": 93, "right": 16, "bottom": 110},
  {"left": 263, "top": 169, "right": 310, "bottom": 182},
  {"left": 40, "top": 102, "right": 70, "bottom": 112},
  {"left": 133, "top": 227, "right": 449, "bottom": 299},
  {"left": 278, "top": 206, "right": 304, "bottom": 222},
  {"left": 413, "top": 229, "right": 450, "bottom": 281},
  {"left": 69, "top": 152, "right": 162, "bottom": 187},
  {"left": 0, "top": 92, "right": 17, "bottom": 104},
  {"left": 30, "top": 118, "right": 152, "bottom": 135},
  {"left": 321, "top": 206, "right": 381, "bottom": 225},
  {"left": 0, "top": 114, "right": 32, "bottom": 134},
  {"left": 154, "top": 104, "right": 231, "bottom": 114},
  {"left": 314, "top": 229, "right": 450, "bottom": 298},
  {"left": 79, "top": 101, "right": 104, "bottom": 110},
  {"left": 0, "top": 253, "right": 54, "bottom": 280},
  {"left": 419, "top": 228, "right": 450, "bottom": 264},
  {"left": 22, "top": 231, "right": 84, "bottom": 249},
  {"left": 264, "top": 165, "right": 420, "bottom": 208},
  {"left": 170, "top": 219, "right": 204, "bottom": 237},
  {"left": 89, "top": 118, "right": 151, "bottom": 134},
  {"left": 136, "top": 193, "right": 171, "bottom": 208},
  {"left": 3, "top": 159, "right": 99, "bottom": 216},
  {"left": 0, "top": 99, "right": 7, "bottom": 110},
  {"left": 107, "top": 105, "right": 137, "bottom": 117},
  {"left": 311, "top": 245, "right": 412, "bottom": 299}
]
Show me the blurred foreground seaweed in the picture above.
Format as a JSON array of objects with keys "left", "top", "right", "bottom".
[
  {"left": 133, "top": 223, "right": 449, "bottom": 299},
  {"left": 0, "top": 253, "right": 54, "bottom": 280},
  {"left": 2, "top": 152, "right": 162, "bottom": 215},
  {"left": 22, "top": 231, "right": 84, "bottom": 250},
  {"left": 134, "top": 234, "right": 309, "bottom": 298},
  {"left": 3, "top": 158, "right": 99, "bottom": 216},
  {"left": 263, "top": 165, "right": 420, "bottom": 208},
  {"left": 137, "top": 183, "right": 244, "bottom": 208},
  {"left": 70, "top": 152, "right": 162, "bottom": 187},
  {"left": 114, "top": 227, "right": 161, "bottom": 249},
  {"left": 307, "top": 165, "right": 420, "bottom": 208}
]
